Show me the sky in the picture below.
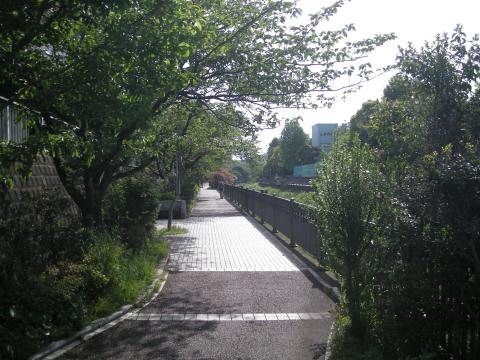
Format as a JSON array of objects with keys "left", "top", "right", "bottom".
[{"left": 257, "top": 0, "right": 480, "bottom": 151}]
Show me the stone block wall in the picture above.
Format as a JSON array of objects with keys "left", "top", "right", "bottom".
[{"left": 1, "top": 155, "right": 80, "bottom": 219}]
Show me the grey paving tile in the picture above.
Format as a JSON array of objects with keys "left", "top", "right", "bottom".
[
  {"left": 231, "top": 314, "right": 243, "bottom": 321},
  {"left": 298, "top": 313, "right": 312, "bottom": 320},
  {"left": 196, "top": 314, "right": 208, "bottom": 321},
  {"left": 265, "top": 313, "right": 278, "bottom": 320},
  {"left": 219, "top": 314, "right": 232, "bottom": 321},
  {"left": 276, "top": 313, "right": 290, "bottom": 320},
  {"left": 170, "top": 314, "right": 185, "bottom": 321},
  {"left": 136, "top": 314, "right": 150, "bottom": 320},
  {"left": 242, "top": 314, "right": 255, "bottom": 321},
  {"left": 165, "top": 190, "right": 302, "bottom": 272},
  {"left": 254, "top": 313, "right": 267, "bottom": 320},
  {"left": 287, "top": 313, "right": 301, "bottom": 320},
  {"left": 207, "top": 314, "right": 220, "bottom": 321}
]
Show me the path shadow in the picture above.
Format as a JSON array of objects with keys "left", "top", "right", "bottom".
[{"left": 62, "top": 320, "right": 219, "bottom": 360}]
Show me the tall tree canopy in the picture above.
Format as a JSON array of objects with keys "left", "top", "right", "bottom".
[
  {"left": 0, "top": 0, "right": 395, "bottom": 225},
  {"left": 279, "top": 119, "right": 310, "bottom": 173}
]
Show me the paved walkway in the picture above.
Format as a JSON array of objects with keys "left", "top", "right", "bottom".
[{"left": 61, "top": 187, "right": 334, "bottom": 360}]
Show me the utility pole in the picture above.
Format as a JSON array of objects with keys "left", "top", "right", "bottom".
[{"left": 167, "top": 152, "right": 181, "bottom": 230}]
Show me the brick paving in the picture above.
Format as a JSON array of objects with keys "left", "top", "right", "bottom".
[
  {"left": 58, "top": 186, "right": 334, "bottom": 360},
  {"left": 167, "top": 216, "right": 302, "bottom": 271}
]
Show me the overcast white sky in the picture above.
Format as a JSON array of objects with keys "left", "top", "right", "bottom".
[{"left": 257, "top": 0, "right": 480, "bottom": 151}]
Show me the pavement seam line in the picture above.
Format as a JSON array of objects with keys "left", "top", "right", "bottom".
[{"left": 126, "top": 312, "right": 331, "bottom": 322}]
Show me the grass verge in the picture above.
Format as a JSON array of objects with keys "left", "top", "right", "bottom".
[
  {"left": 241, "top": 182, "right": 314, "bottom": 204},
  {"left": 92, "top": 226, "right": 187, "bottom": 317},
  {"left": 157, "top": 226, "right": 188, "bottom": 236},
  {"left": 328, "top": 312, "right": 382, "bottom": 360}
]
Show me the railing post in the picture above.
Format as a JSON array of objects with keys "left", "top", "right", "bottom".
[
  {"left": 272, "top": 197, "right": 277, "bottom": 234},
  {"left": 259, "top": 190, "right": 265, "bottom": 224},
  {"left": 289, "top": 198, "right": 297, "bottom": 248}
]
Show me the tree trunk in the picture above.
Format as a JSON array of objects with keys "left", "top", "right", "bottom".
[
  {"left": 81, "top": 172, "right": 107, "bottom": 228},
  {"left": 167, "top": 153, "right": 181, "bottom": 230},
  {"left": 344, "top": 262, "right": 365, "bottom": 340}
]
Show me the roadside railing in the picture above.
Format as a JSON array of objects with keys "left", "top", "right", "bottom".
[{"left": 224, "top": 184, "right": 322, "bottom": 262}]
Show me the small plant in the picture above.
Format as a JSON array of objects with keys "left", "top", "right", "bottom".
[
  {"left": 103, "top": 175, "right": 162, "bottom": 249},
  {"left": 157, "top": 226, "right": 188, "bottom": 236}
]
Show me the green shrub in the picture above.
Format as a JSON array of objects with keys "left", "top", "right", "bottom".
[
  {"left": 103, "top": 175, "right": 162, "bottom": 249},
  {"left": 0, "top": 190, "right": 86, "bottom": 359},
  {"left": 158, "top": 191, "right": 175, "bottom": 201},
  {"left": 329, "top": 312, "right": 383, "bottom": 360},
  {"left": 82, "top": 233, "right": 168, "bottom": 318},
  {"left": 311, "top": 134, "right": 390, "bottom": 339},
  {"left": 0, "top": 187, "right": 169, "bottom": 359}
]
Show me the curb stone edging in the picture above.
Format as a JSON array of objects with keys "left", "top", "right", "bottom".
[
  {"left": 324, "top": 321, "right": 335, "bottom": 360},
  {"left": 30, "top": 255, "right": 170, "bottom": 360}
]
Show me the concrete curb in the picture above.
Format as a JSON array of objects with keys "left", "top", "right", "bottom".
[
  {"left": 30, "top": 255, "right": 170, "bottom": 360},
  {"left": 324, "top": 321, "right": 335, "bottom": 360}
]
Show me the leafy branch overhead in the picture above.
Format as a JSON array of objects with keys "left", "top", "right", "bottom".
[{"left": 0, "top": 0, "right": 394, "bottom": 226}]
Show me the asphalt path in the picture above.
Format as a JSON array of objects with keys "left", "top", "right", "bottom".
[{"left": 60, "top": 187, "right": 334, "bottom": 360}]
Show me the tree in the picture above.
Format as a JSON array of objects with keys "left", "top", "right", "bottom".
[
  {"left": 349, "top": 100, "right": 381, "bottom": 146},
  {"left": 1, "top": 0, "right": 395, "bottom": 226},
  {"left": 263, "top": 137, "right": 283, "bottom": 178},
  {"left": 311, "top": 134, "right": 388, "bottom": 339},
  {"left": 150, "top": 103, "right": 257, "bottom": 200},
  {"left": 279, "top": 119, "right": 310, "bottom": 173},
  {"left": 343, "top": 27, "right": 480, "bottom": 358}
]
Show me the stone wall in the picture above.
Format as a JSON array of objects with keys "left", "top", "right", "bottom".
[{"left": 1, "top": 155, "right": 80, "bottom": 219}]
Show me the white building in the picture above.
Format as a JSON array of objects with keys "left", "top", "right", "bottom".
[{"left": 311, "top": 123, "right": 338, "bottom": 153}]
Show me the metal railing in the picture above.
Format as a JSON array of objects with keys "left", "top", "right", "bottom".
[
  {"left": 224, "top": 184, "right": 322, "bottom": 261},
  {"left": 0, "top": 97, "right": 30, "bottom": 143}
]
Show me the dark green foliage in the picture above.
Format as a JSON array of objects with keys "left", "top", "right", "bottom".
[
  {"left": 349, "top": 100, "right": 381, "bottom": 147},
  {"left": 228, "top": 159, "right": 264, "bottom": 184},
  {"left": 372, "top": 148, "right": 480, "bottom": 359},
  {"left": 263, "top": 122, "right": 320, "bottom": 178},
  {"left": 333, "top": 27, "right": 480, "bottom": 359},
  {"left": 263, "top": 137, "right": 284, "bottom": 178},
  {"left": 0, "top": 190, "right": 85, "bottom": 359},
  {"left": 231, "top": 165, "right": 250, "bottom": 183},
  {"left": 103, "top": 175, "right": 162, "bottom": 249},
  {"left": 311, "top": 134, "right": 390, "bottom": 339},
  {"left": 279, "top": 119, "right": 311, "bottom": 174},
  {"left": 0, "top": 188, "right": 168, "bottom": 359}
]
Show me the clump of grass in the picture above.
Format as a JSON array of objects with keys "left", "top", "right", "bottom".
[
  {"left": 328, "top": 312, "right": 383, "bottom": 360},
  {"left": 86, "top": 236, "right": 169, "bottom": 318},
  {"left": 157, "top": 226, "right": 188, "bottom": 236},
  {"left": 242, "top": 182, "right": 315, "bottom": 205}
]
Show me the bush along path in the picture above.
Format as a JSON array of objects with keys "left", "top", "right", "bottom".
[{"left": 53, "top": 186, "right": 336, "bottom": 360}]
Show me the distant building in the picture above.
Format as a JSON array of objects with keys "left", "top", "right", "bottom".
[{"left": 311, "top": 123, "right": 338, "bottom": 153}]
